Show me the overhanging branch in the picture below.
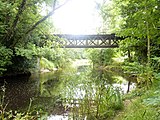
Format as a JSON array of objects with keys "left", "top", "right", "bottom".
[
  {"left": 4, "top": 0, "right": 27, "bottom": 46},
  {"left": 11, "top": 0, "right": 70, "bottom": 48},
  {"left": 25, "top": 0, "right": 70, "bottom": 35}
]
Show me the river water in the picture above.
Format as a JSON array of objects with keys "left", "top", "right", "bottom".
[{"left": 0, "top": 64, "right": 136, "bottom": 119}]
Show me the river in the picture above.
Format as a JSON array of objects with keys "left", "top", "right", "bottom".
[{"left": 0, "top": 62, "right": 136, "bottom": 119}]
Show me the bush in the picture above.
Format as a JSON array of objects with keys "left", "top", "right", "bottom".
[{"left": 0, "top": 46, "right": 13, "bottom": 75}]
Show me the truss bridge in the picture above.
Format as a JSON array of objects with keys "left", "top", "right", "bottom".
[{"left": 54, "top": 34, "right": 123, "bottom": 48}]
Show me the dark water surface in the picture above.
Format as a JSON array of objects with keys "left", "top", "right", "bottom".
[{"left": 0, "top": 66, "right": 136, "bottom": 119}]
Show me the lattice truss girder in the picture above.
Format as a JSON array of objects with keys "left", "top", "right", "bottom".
[{"left": 54, "top": 34, "right": 120, "bottom": 48}]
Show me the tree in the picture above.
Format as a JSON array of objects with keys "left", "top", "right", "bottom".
[
  {"left": 86, "top": 48, "right": 115, "bottom": 68},
  {"left": 117, "top": 0, "right": 160, "bottom": 85},
  {"left": 0, "top": 0, "right": 70, "bottom": 75},
  {"left": 99, "top": 0, "right": 160, "bottom": 86},
  {"left": 96, "top": 0, "right": 123, "bottom": 33}
]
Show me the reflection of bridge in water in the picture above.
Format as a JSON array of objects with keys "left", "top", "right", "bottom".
[{"left": 54, "top": 34, "right": 124, "bottom": 48}]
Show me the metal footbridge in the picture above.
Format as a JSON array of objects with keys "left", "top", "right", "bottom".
[{"left": 54, "top": 34, "right": 123, "bottom": 48}]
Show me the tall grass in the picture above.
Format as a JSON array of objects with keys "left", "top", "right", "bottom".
[
  {"left": 60, "top": 67, "right": 124, "bottom": 119},
  {"left": 115, "top": 80, "right": 160, "bottom": 120}
]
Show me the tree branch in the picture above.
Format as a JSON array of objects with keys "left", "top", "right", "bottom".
[
  {"left": 11, "top": 0, "right": 70, "bottom": 48},
  {"left": 12, "top": 0, "right": 27, "bottom": 30},
  {"left": 7, "top": 0, "right": 27, "bottom": 42},
  {"left": 25, "top": 0, "right": 70, "bottom": 35}
]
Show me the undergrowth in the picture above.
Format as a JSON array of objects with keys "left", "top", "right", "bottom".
[
  {"left": 115, "top": 79, "right": 160, "bottom": 120},
  {"left": 0, "top": 84, "right": 47, "bottom": 120}
]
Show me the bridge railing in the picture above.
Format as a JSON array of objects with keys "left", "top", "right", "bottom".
[{"left": 53, "top": 34, "right": 122, "bottom": 48}]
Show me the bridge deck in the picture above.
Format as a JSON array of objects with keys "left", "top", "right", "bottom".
[{"left": 54, "top": 34, "right": 122, "bottom": 48}]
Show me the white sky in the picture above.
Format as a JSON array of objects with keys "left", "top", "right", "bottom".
[{"left": 52, "top": 0, "right": 103, "bottom": 34}]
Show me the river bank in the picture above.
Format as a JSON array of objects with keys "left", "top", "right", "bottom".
[
  {"left": 0, "top": 60, "right": 138, "bottom": 120},
  {"left": 112, "top": 82, "right": 160, "bottom": 120}
]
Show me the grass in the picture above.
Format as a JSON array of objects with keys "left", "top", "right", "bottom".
[{"left": 113, "top": 80, "right": 160, "bottom": 120}]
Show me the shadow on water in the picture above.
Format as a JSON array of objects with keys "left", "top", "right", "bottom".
[
  {"left": 0, "top": 75, "right": 36, "bottom": 111},
  {"left": 0, "top": 65, "right": 136, "bottom": 119}
]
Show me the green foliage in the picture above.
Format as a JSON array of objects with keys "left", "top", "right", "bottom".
[
  {"left": 0, "top": 0, "right": 61, "bottom": 75},
  {"left": 143, "top": 95, "right": 160, "bottom": 106},
  {"left": 99, "top": 0, "right": 160, "bottom": 77},
  {"left": 120, "top": 102, "right": 158, "bottom": 120},
  {"left": 59, "top": 67, "right": 123, "bottom": 119},
  {"left": 117, "top": 83, "right": 160, "bottom": 120},
  {"left": 97, "top": 0, "right": 123, "bottom": 33},
  {"left": 0, "top": 0, "right": 82, "bottom": 75},
  {"left": 117, "top": 0, "right": 159, "bottom": 63},
  {"left": 143, "top": 85, "right": 160, "bottom": 106},
  {"left": 86, "top": 48, "right": 115, "bottom": 67},
  {"left": 0, "top": 46, "right": 13, "bottom": 75},
  {"left": 123, "top": 62, "right": 141, "bottom": 74},
  {"left": 119, "top": 37, "right": 143, "bottom": 56},
  {"left": 40, "top": 57, "right": 55, "bottom": 70},
  {"left": 122, "top": 61, "right": 154, "bottom": 87},
  {"left": 96, "top": 85, "right": 123, "bottom": 119},
  {"left": 154, "top": 73, "right": 160, "bottom": 80},
  {"left": 86, "top": 49, "right": 101, "bottom": 65},
  {"left": 15, "top": 43, "right": 37, "bottom": 60},
  {"left": 0, "top": 110, "right": 43, "bottom": 120},
  {"left": 99, "top": 0, "right": 160, "bottom": 87},
  {"left": 152, "top": 57, "right": 160, "bottom": 72}
]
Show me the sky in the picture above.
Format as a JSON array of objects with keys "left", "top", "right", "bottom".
[{"left": 52, "top": 0, "right": 103, "bottom": 34}]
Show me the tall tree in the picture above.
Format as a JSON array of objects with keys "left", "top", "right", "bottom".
[
  {"left": 99, "top": 0, "right": 160, "bottom": 85},
  {"left": 117, "top": 0, "right": 160, "bottom": 63},
  {"left": 117, "top": 0, "right": 160, "bottom": 84},
  {"left": 0, "top": 0, "right": 70, "bottom": 75}
]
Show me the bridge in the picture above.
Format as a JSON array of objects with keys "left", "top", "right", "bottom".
[{"left": 54, "top": 34, "right": 123, "bottom": 48}]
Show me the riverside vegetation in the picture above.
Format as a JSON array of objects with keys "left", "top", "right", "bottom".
[{"left": 0, "top": 0, "right": 160, "bottom": 119}]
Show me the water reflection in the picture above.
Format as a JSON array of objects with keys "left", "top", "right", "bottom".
[
  {"left": 0, "top": 76, "right": 37, "bottom": 111},
  {"left": 0, "top": 64, "right": 135, "bottom": 119},
  {"left": 48, "top": 115, "right": 68, "bottom": 120}
]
